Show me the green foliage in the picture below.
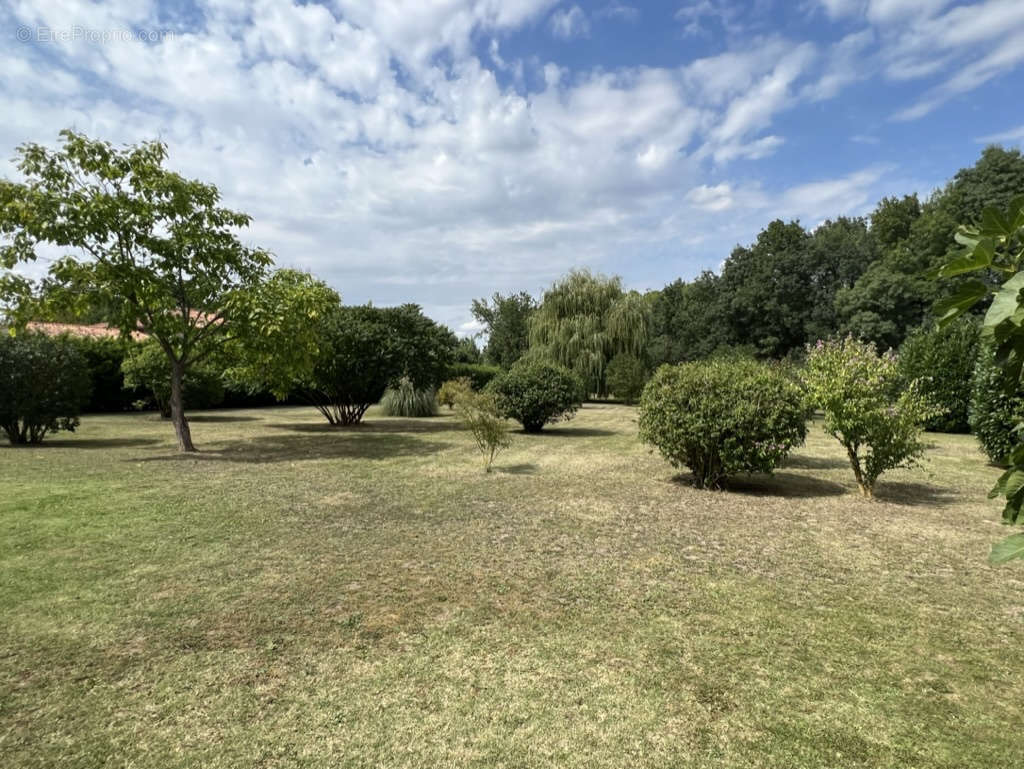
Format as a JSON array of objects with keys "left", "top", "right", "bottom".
[
  {"left": 455, "top": 389, "right": 511, "bottom": 472},
  {"left": 470, "top": 291, "right": 536, "bottom": 368},
  {"left": 802, "top": 337, "right": 941, "bottom": 497},
  {"left": 529, "top": 270, "right": 649, "bottom": 397},
  {"left": 63, "top": 335, "right": 144, "bottom": 413},
  {"left": 0, "top": 130, "right": 278, "bottom": 452},
  {"left": 637, "top": 359, "right": 807, "bottom": 489},
  {"left": 0, "top": 332, "right": 91, "bottom": 444},
  {"left": 454, "top": 336, "right": 483, "bottom": 364},
  {"left": 933, "top": 193, "right": 1024, "bottom": 562},
  {"left": 489, "top": 359, "right": 583, "bottom": 433},
  {"left": 969, "top": 343, "right": 1024, "bottom": 465},
  {"left": 646, "top": 272, "right": 729, "bottom": 365},
  {"left": 380, "top": 377, "right": 438, "bottom": 418},
  {"left": 898, "top": 317, "right": 980, "bottom": 432},
  {"left": 438, "top": 378, "right": 473, "bottom": 410},
  {"left": 303, "top": 304, "right": 453, "bottom": 426},
  {"left": 605, "top": 353, "right": 648, "bottom": 404},
  {"left": 121, "top": 341, "right": 225, "bottom": 417},
  {"left": 446, "top": 362, "right": 502, "bottom": 390}
]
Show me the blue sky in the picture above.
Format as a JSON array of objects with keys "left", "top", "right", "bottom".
[{"left": 3, "top": 1, "right": 1024, "bottom": 335}]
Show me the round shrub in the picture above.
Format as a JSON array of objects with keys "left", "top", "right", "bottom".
[
  {"left": 0, "top": 332, "right": 91, "bottom": 444},
  {"left": 121, "top": 341, "right": 224, "bottom": 418},
  {"left": 489, "top": 359, "right": 583, "bottom": 433},
  {"left": 969, "top": 345, "right": 1024, "bottom": 465},
  {"left": 438, "top": 377, "right": 472, "bottom": 410},
  {"left": 606, "top": 353, "right": 648, "bottom": 404},
  {"left": 898, "top": 317, "right": 979, "bottom": 433},
  {"left": 638, "top": 359, "right": 808, "bottom": 489}
]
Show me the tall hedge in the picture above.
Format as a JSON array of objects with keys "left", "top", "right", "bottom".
[
  {"left": 970, "top": 345, "right": 1024, "bottom": 465},
  {"left": 898, "top": 317, "right": 979, "bottom": 433}
]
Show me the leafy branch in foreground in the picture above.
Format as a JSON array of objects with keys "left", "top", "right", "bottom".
[{"left": 932, "top": 195, "right": 1024, "bottom": 563}]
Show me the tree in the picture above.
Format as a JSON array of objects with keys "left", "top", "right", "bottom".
[
  {"left": 0, "top": 332, "right": 91, "bottom": 444},
  {"left": 606, "top": 353, "right": 648, "bottom": 404},
  {"left": 718, "top": 220, "right": 812, "bottom": 358},
  {"left": 646, "top": 272, "right": 729, "bottom": 365},
  {"left": 528, "top": 270, "right": 649, "bottom": 397},
  {"left": 454, "top": 336, "right": 482, "bottom": 364},
  {"left": 302, "top": 304, "right": 455, "bottom": 426},
  {"left": 932, "top": 195, "right": 1024, "bottom": 563},
  {"left": 871, "top": 195, "right": 921, "bottom": 250},
  {"left": 470, "top": 291, "right": 536, "bottom": 368},
  {"left": 121, "top": 341, "right": 225, "bottom": 418},
  {"left": 802, "top": 337, "right": 940, "bottom": 498},
  {"left": 0, "top": 131, "right": 327, "bottom": 452}
]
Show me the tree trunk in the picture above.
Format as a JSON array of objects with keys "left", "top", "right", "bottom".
[{"left": 170, "top": 360, "right": 197, "bottom": 452}]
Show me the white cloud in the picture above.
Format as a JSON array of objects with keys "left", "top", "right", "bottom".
[
  {"left": 596, "top": 3, "right": 640, "bottom": 22},
  {"left": 549, "top": 5, "right": 590, "bottom": 39},
  {"left": 976, "top": 124, "right": 1024, "bottom": 144}
]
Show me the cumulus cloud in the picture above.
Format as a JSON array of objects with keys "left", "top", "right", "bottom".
[
  {"left": 549, "top": 5, "right": 590, "bottom": 39},
  {"left": 0, "top": 0, "right": 1014, "bottom": 331}
]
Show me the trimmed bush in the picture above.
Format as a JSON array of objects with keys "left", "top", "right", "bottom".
[
  {"left": 489, "top": 359, "right": 583, "bottom": 433},
  {"left": 438, "top": 377, "right": 473, "bottom": 410},
  {"left": 639, "top": 359, "right": 807, "bottom": 489},
  {"left": 447, "top": 362, "right": 502, "bottom": 390},
  {"left": 65, "top": 336, "right": 144, "bottom": 412},
  {"left": 380, "top": 376, "right": 438, "bottom": 417},
  {"left": 803, "top": 337, "right": 941, "bottom": 497},
  {"left": 0, "top": 332, "right": 91, "bottom": 444},
  {"left": 606, "top": 353, "right": 648, "bottom": 404},
  {"left": 898, "top": 317, "right": 979, "bottom": 433},
  {"left": 969, "top": 345, "right": 1024, "bottom": 465}
]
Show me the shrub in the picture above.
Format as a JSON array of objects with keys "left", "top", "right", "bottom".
[
  {"left": 0, "top": 332, "right": 91, "bottom": 444},
  {"left": 446, "top": 362, "right": 502, "bottom": 390},
  {"left": 802, "top": 337, "right": 942, "bottom": 497},
  {"left": 606, "top": 353, "right": 648, "bottom": 404},
  {"left": 438, "top": 377, "right": 473, "bottom": 410},
  {"left": 456, "top": 389, "right": 511, "bottom": 472},
  {"left": 898, "top": 317, "right": 979, "bottom": 433},
  {"left": 489, "top": 359, "right": 583, "bottom": 433},
  {"left": 303, "top": 304, "right": 454, "bottom": 426},
  {"left": 969, "top": 345, "right": 1024, "bottom": 465},
  {"left": 380, "top": 376, "right": 438, "bottom": 417},
  {"left": 638, "top": 359, "right": 807, "bottom": 489},
  {"left": 121, "top": 341, "right": 225, "bottom": 418}
]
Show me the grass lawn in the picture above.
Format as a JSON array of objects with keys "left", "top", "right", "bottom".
[{"left": 2, "top": 403, "right": 1023, "bottom": 767}]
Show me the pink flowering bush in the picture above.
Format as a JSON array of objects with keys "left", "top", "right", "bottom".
[
  {"left": 638, "top": 358, "right": 808, "bottom": 489},
  {"left": 802, "top": 336, "right": 942, "bottom": 498}
]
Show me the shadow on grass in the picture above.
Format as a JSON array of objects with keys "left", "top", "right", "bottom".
[
  {"left": 782, "top": 454, "right": 848, "bottom": 470},
  {"left": 527, "top": 426, "right": 617, "bottom": 437},
  {"left": 873, "top": 481, "right": 958, "bottom": 507},
  {"left": 132, "top": 432, "right": 446, "bottom": 464},
  {"left": 266, "top": 419, "right": 466, "bottom": 435},
  {"left": 31, "top": 437, "right": 163, "bottom": 449},
  {"left": 495, "top": 463, "right": 539, "bottom": 475},
  {"left": 669, "top": 471, "right": 847, "bottom": 498},
  {"left": 186, "top": 415, "right": 261, "bottom": 424}
]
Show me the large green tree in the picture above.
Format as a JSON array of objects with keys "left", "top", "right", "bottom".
[
  {"left": 647, "top": 272, "right": 729, "bottom": 365},
  {"left": 470, "top": 291, "right": 536, "bottom": 368},
  {"left": 0, "top": 130, "right": 332, "bottom": 451},
  {"left": 528, "top": 270, "right": 649, "bottom": 397}
]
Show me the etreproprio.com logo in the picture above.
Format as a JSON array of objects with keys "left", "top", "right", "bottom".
[{"left": 17, "top": 25, "right": 177, "bottom": 44}]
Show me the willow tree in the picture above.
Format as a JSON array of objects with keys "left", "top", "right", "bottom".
[{"left": 528, "top": 269, "right": 650, "bottom": 397}]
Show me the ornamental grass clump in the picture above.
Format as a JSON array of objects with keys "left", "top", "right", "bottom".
[
  {"left": 380, "top": 376, "right": 438, "bottom": 418},
  {"left": 802, "top": 336, "right": 942, "bottom": 498},
  {"left": 637, "top": 358, "right": 808, "bottom": 489}
]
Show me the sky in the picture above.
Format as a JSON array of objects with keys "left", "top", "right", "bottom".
[{"left": 3, "top": 0, "right": 1024, "bottom": 336}]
